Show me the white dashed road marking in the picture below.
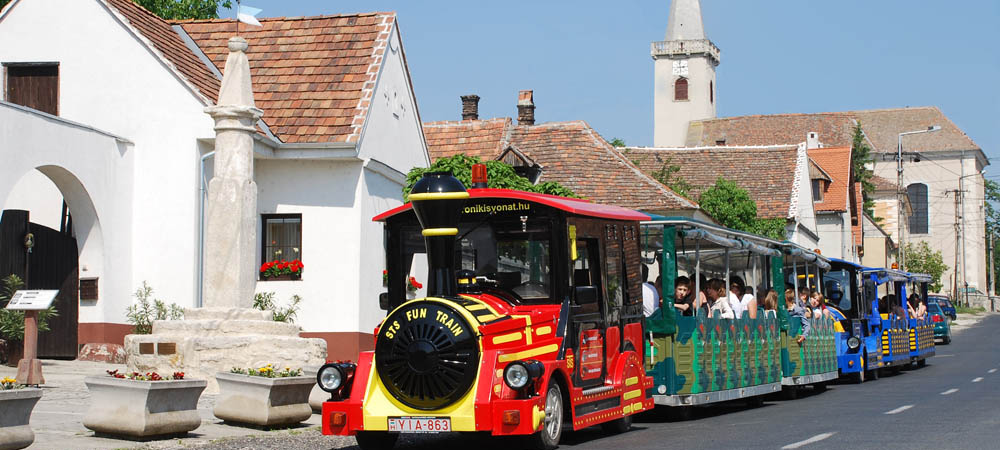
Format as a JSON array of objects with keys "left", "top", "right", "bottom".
[
  {"left": 973, "top": 377, "right": 984, "bottom": 383},
  {"left": 782, "top": 432, "right": 836, "bottom": 449},
  {"left": 989, "top": 369, "right": 997, "bottom": 374},
  {"left": 941, "top": 388, "right": 959, "bottom": 395},
  {"left": 885, "top": 405, "right": 914, "bottom": 415}
]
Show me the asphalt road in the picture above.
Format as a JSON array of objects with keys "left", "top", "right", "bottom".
[{"left": 381, "top": 314, "right": 999, "bottom": 450}]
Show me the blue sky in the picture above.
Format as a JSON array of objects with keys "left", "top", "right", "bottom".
[{"left": 249, "top": 1, "right": 998, "bottom": 172}]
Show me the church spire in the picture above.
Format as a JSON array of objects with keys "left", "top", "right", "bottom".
[{"left": 665, "top": 0, "right": 706, "bottom": 41}]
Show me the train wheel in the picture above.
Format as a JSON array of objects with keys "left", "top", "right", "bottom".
[
  {"left": 528, "top": 382, "right": 563, "bottom": 450},
  {"left": 814, "top": 382, "right": 827, "bottom": 392},
  {"left": 355, "top": 431, "right": 398, "bottom": 450},
  {"left": 746, "top": 395, "right": 765, "bottom": 408},
  {"left": 868, "top": 368, "right": 880, "bottom": 381},
  {"left": 852, "top": 370, "right": 865, "bottom": 384},
  {"left": 601, "top": 413, "right": 633, "bottom": 434},
  {"left": 917, "top": 358, "right": 927, "bottom": 368},
  {"left": 782, "top": 387, "right": 798, "bottom": 400},
  {"left": 670, "top": 406, "right": 694, "bottom": 421}
]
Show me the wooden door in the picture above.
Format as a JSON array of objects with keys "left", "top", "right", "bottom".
[
  {"left": 27, "top": 223, "right": 79, "bottom": 358},
  {"left": 5, "top": 64, "right": 59, "bottom": 115}
]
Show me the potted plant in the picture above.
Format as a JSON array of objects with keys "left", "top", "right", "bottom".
[
  {"left": 214, "top": 364, "right": 314, "bottom": 427},
  {"left": 259, "top": 260, "right": 304, "bottom": 281},
  {"left": 406, "top": 276, "right": 423, "bottom": 299},
  {"left": 0, "top": 377, "right": 42, "bottom": 450},
  {"left": 82, "top": 370, "right": 206, "bottom": 438}
]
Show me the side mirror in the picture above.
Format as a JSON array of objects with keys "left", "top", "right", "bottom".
[
  {"left": 573, "top": 286, "right": 598, "bottom": 306},
  {"left": 379, "top": 292, "right": 390, "bottom": 311}
]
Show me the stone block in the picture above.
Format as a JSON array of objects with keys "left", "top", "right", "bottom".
[
  {"left": 82, "top": 377, "right": 206, "bottom": 438},
  {"left": 77, "top": 343, "right": 127, "bottom": 364},
  {"left": 213, "top": 372, "right": 314, "bottom": 426}
]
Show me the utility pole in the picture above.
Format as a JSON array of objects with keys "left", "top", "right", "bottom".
[
  {"left": 950, "top": 189, "right": 962, "bottom": 302},
  {"left": 959, "top": 175, "right": 969, "bottom": 308},
  {"left": 896, "top": 126, "right": 941, "bottom": 270}
]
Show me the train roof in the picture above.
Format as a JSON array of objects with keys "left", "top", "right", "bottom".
[
  {"left": 640, "top": 217, "right": 784, "bottom": 257},
  {"left": 372, "top": 188, "right": 652, "bottom": 222},
  {"left": 829, "top": 258, "right": 864, "bottom": 269},
  {"left": 863, "top": 267, "right": 911, "bottom": 282}
]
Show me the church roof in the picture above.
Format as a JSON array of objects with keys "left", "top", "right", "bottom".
[
  {"left": 623, "top": 145, "right": 801, "bottom": 219},
  {"left": 665, "top": 0, "right": 707, "bottom": 41},
  {"left": 422, "top": 119, "right": 698, "bottom": 213},
  {"left": 105, "top": 0, "right": 395, "bottom": 144},
  {"left": 687, "top": 107, "right": 980, "bottom": 154}
]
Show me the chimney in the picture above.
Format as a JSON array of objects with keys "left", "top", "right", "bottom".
[
  {"left": 806, "top": 132, "right": 821, "bottom": 149},
  {"left": 460, "top": 95, "right": 480, "bottom": 121},
  {"left": 517, "top": 90, "right": 535, "bottom": 126}
]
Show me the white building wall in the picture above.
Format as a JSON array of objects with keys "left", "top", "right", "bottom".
[
  {"left": 0, "top": 0, "right": 216, "bottom": 321},
  {"left": 254, "top": 159, "right": 364, "bottom": 334},
  {"left": 356, "top": 24, "right": 430, "bottom": 172},
  {"left": 358, "top": 169, "right": 405, "bottom": 333},
  {"left": 788, "top": 144, "right": 820, "bottom": 248},
  {"left": 653, "top": 54, "right": 716, "bottom": 147},
  {"left": 815, "top": 212, "right": 852, "bottom": 261},
  {"left": 3, "top": 170, "right": 63, "bottom": 230},
  {"left": 872, "top": 153, "right": 987, "bottom": 294}
]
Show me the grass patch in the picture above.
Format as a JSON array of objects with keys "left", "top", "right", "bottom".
[{"left": 956, "top": 305, "right": 986, "bottom": 315}]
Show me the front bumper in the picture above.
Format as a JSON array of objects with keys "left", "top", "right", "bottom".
[{"left": 322, "top": 396, "right": 546, "bottom": 436}]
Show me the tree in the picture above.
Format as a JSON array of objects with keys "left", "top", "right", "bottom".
[
  {"left": 903, "top": 241, "right": 948, "bottom": 292},
  {"left": 698, "top": 177, "right": 787, "bottom": 240},
  {"left": 985, "top": 179, "right": 1000, "bottom": 294},
  {"left": 403, "top": 154, "right": 578, "bottom": 200},
  {"left": 0, "top": 1, "right": 8, "bottom": 11},
  {"left": 607, "top": 137, "right": 626, "bottom": 148},
  {"left": 851, "top": 122, "right": 878, "bottom": 220},
  {"left": 133, "top": 0, "right": 232, "bottom": 20},
  {"left": 649, "top": 159, "right": 693, "bottom": 199}
]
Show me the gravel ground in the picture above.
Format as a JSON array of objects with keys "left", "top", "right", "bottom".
[{"left": 127, "top": 427, "right": 358, "bottom": 450}]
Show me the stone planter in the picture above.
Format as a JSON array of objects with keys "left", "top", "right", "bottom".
[
  {"left": 213, "top": 372, "right": 314, "bottom": 427},
  {"left": 0, "top": 388, "right": 42, "bottom": 450},
  {"left": 82, "top": 376, "right": 206, "bottom": 439}
]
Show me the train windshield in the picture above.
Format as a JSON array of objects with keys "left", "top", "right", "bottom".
[
  {"left": 822, "top": 269, "right": 853, "bottom": 313},
  {"left": 456, "top": 218, "right": 553, "bottom": 302}
]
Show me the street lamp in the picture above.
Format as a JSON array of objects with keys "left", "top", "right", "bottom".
[{"left": 896, "top": 125, "right": 941, "bottom": 271}]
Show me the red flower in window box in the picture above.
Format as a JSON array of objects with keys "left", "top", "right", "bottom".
[
  {"left": 260, "top": 259, "right": 304, "bottom": 280},
  {"left": 406, "top": 276, "right": 422, "bottom": 292}
]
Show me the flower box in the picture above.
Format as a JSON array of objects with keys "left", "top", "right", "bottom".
[
  {"left": 0, "top": 387, "right": 42, "bottom": 450},
  {"left": 260, "top": 273, "right": 301, "bottom": 281},
  {"left": 82, "top": 376, "right": 206, "bottom": 438},
  {"left": 213, "top": 372, "right": 314, "bottom": 427}
]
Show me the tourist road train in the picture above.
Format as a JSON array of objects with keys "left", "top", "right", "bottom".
[{"left": 315, "top": 170, "right": 939, "bottom": 450}]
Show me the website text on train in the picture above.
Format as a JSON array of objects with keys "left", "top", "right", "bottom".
[
  {"left": 640, "top": 219, "right": 838, "bottom": 409},
  {"left": 317, "top": 170, "right": 654, "bottom": 449}
]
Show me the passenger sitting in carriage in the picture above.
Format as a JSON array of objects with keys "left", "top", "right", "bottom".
[
  {"left": 728, "top": 276, "right": 758, "bottom": 319},
  {"left": 908, "top": 294, "right": 927, "bottom": 320},
  {"left": 705, "top": 278, "right": 735, "bottom": 319},
  {"left": 673, "top": 276, "right": 694, "bottom": 316},
  {"left": 760, "top": 289, "right": 778, "bottom": 313},
  {"left": 809, "top": 292, "right": 833, "bottom": 319},
  {"left": 642, "top": 265, "right": 660, "bottom": 317},
  {"left": 785, "top": 288, "right": 811, "bottom": 343}
]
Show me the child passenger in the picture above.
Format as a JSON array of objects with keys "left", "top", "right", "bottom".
[
  {"left": 706, "top": 278, "right": 735, "bottom": 319},
  {"left": 785, "top": 289, "right": 810, "bottom": 343},
  {"left": 761, "top": 289, "right": 778, "bottom": 312},
  {"left": 673, "top": 276, "right": 694, "bottom": 316}
]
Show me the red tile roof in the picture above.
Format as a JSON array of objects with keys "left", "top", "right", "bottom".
[
  {"left": 105, "top": 0, "right": 396, "bottom": 144},
  {"left": 625, "top": 145, "right": 801, "bottom": 219},
  {"left": 423, "top": 119, "right": 697, "bottom": 212},
  {"left": 871, "top": 174, "right": 897, "bottom": 192},
  {"left": 850, "top": 107, "right": 980, "bottom": 153},
  {"left": 423, "top": 118, "right": 511, "bottom": 160},
  {"left": 687, "top": 113, "right": 856, "bottom": 148},
  {"left": 106, "top": 0, "right": 219, "bottom": 104},
  {"left": 687, "top": 107, "right": 980, "bottom": 154},
  {"left": 808, "top": 146, "right": 853, "bottom": 212},
  {"left": 176, "top": 13, "right": 394, "bottom": 143}
]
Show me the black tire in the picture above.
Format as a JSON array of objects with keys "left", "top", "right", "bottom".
[
  {"left": 601, "top": 412, "right": 633, "bottom": 434},
  {"left": 942, "top": 335, "right": 951, "bottom": 345},
  {"left": 814, "top": 381, "right": 827, "bottom": 392},
  {"left": 746, "top": 395, "right": 765, "bottom": 408},
  {"left": 355, "top": 431, "right": 398, "bottom": 450},
  {"left": 782, "top": 387, "right": 799, "bottom": 400},
  {"left": 868, "top": 368, "right": 879, "bottom": 381},
  {"left": 852, "top": 370, "right": 865, "bottom": 384},
  {"left": 917, "top": 358, "right": 927, "bottom": 368},
  {"left": 527, "top": 382, "right": 564, "bottom": 450},
  {"left": 670, "top": 406, "right": 694, "bottom": 421}
]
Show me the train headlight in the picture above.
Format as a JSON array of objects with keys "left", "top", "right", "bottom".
[
  {"left": 503, "top": 360, "right": 544, "bottom": 390},
  {"left": 847, "top": 336, "right": 861, "bottom": 351},
  {"left": 318, "top": 364, "right": 343, "bottom": 392}
]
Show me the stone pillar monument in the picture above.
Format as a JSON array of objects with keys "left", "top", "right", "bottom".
[
  {"left": 125, "top": 38, "right": 326, "bottom": 393},
  {"left": 202, "top": 37, "right": 259, "bottom": 310}
]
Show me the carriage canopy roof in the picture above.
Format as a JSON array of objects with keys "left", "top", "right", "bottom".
[{"left": 372, "top": 188, "right": 652, "bottom": 222}]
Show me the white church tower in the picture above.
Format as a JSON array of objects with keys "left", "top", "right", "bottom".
[{"left": 652, "top": 0, "right": 720, "bottom": 147}]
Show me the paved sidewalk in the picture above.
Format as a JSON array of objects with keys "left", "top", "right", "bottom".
[{"left": 0, "top": 360, "right": 354, "bottom": 450}]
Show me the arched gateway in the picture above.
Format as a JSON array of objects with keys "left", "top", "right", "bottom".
[{"left": 1, "top": 101, "right": 134, "bottom": 355}]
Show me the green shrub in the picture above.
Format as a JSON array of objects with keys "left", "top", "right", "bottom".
[
  {"left": 125, "top": 282, "right": 183, "bottom": 334},
  {"left": 0, "top": 274, "right": 58, "bottom": 342},
  {"left": 253, "top": 292, "right": 302, "bottom": 323}
]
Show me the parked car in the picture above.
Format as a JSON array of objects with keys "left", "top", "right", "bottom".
[
  {"left": 927, "top": 295, "right": 957, "bottom": 320},
  {"left": 928, "top": 303, "right": 952, "bottom": 345}
]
